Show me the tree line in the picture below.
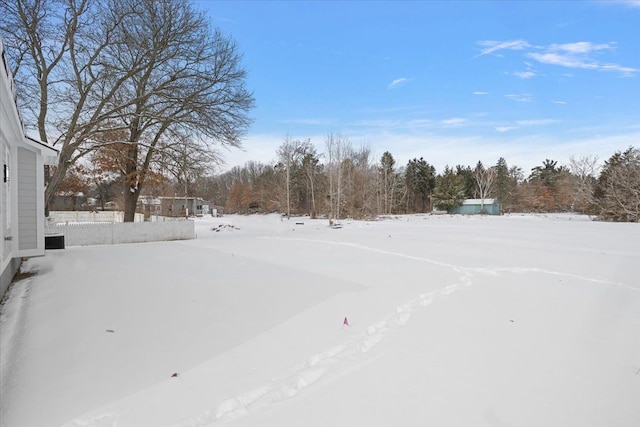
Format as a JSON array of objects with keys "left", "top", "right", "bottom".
[
  {"left": 50, "top": 133, "right": 640, "bottom": 223},
  {"left": 194, "top": 137, "right": 638, "bottom": 222}
]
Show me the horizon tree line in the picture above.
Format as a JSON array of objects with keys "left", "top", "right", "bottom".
[{"left": 52, "top": 131, "right": 640, "bottom": 223}]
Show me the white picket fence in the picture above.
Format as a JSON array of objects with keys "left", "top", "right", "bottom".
[
  {"left": 46, "top": 220, "right": 195, "bottom": 246},
  {"left": 49, "top": 211, "right": 145, "bottom": 223}
]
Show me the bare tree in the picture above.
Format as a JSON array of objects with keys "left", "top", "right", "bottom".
[
  {"left": 156, "top": 134, "right": 217, "bottom": 216},
  {"left": 1, "top": 0, "right": 254, "bottom": 220},
  {"left": 347, "top": 145, "right": 376, "bottom": 218},
  {"left": 276, "top": 137, "right": 311, "bottom": 218},
  {"left": 104, "top": 0, "right": 253, "bottom": 221},
  {"left": 379, "top": 152, "right": 396, "bottom": 215},
  {"left": 301, "top": 150, "right": 321, "bottom": 218},
  {"left": 325, "top": 132, "right": 350, "bottom": 224},
  {"left": 473, "top": 161, "right": 496, "bottom": 212},
  {"left": 595, "top": 147, "right": 640, "bottom": 222},
  {"left": 1, "top": 0, "right": 132, "bottom": 212},
  {"left": 568, "top": 155, "right": 599, "bottom": 213}
]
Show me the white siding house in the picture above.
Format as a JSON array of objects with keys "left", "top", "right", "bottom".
[{"left": 1, "top": 38, "right": 58, "bottom": 296}]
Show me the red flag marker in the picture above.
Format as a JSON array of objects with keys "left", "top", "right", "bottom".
[{"left": 343, "top": 317, "right": 349, "bottom": 327}]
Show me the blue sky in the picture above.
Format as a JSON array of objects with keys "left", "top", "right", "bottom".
[{"left": 197, "top": 0, "right": 640, "bottom": 174}]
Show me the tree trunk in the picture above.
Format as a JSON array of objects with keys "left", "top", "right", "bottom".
[
  {"left": 123, "top": 185, "right": 140, "bottom": 222},
  {"left": 122, "top": 139, "right": 140, "bottom": 222},
  {"left": 309, "top": 176, "right": 316, "bottom": 218},
  {"left": 286, "top": 161, "right": 291, "bottom": 218},
  {"left": 44, "top": 145, "right": 75, "bottom": 212}
]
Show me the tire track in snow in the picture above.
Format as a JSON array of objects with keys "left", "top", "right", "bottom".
[
  {"left": 259, "top": 236, "right": 466, "bottom": 271},
  {"left": 63, "top": 413, "right": 119, "bottom": 427},
  {"left": 172, "top": 273, "right": 473, "bottom": 427},
  {"left": 476, "top": 266, "right": 640, "bottom": 292},
  {"left": 262, "top": 237, "right": 640, "bottom": 292}
]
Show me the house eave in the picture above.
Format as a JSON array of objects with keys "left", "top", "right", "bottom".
[{"left": 24, "top": 135, "right": 59, "bottom": 165}]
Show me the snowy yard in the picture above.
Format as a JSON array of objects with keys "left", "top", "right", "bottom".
[{"left": 1, "top": 214, "right": 639, "bottom": 427}]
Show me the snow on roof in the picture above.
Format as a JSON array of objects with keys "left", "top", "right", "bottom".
[{"left": 462, "top": 198, "right": 496, "bottom": 205}]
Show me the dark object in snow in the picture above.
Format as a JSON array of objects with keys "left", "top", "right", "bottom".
[
  {"left": 45, "top": 233, "right": 65, "bottom": 249},
  {"left": 211, "top": 224, "right": 239, "bottom": 232},
  {"left": 171, "top": 372, "right": 179, "bottom": 378},
  {"left": 106, "top": 329, "right": 115, "bottom": 333},
  {"left": 296, "top": 222, "right": 304, "bottom": 225},
  {"left": 509, "top": 320, "right": 515, "bottom": 323}
]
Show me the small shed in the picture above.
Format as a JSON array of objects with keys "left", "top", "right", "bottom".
[{"left": 451, "top": 198, "right": 501, "bottom": 215}]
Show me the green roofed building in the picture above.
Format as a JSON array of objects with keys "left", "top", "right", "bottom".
[{"left": 451, "top": 199, "right": 501, "bottom": 215}]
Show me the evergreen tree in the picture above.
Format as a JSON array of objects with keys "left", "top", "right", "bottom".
[
  {"left": 529, "top": 159, "right": 564, "bottom": 188},
  {"left": 433, "top": 167, "right": 466, "bottom": 212},
  {"left": 455, "top": 165, "right": 475, "bottom": 198},
  {"left": 379, "top": 151, "right": 397, "bottom": 214},
  {"left": 405, "top": 158, "right": 436, "bottom": 212},
  {"left": 494, "top": 157, "right": 511, "bottom": 207},
  {"left": 528, "top": 159, "right": 572, "bottom": 211}
]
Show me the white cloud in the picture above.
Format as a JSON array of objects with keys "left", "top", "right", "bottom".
[
  {"left": 549, "top": 41, "right": 612, "bottom": 54},
  {"left": 473, "top": 91, "right": 489, "bottom": 95},
  {"left": 476, "top": 39, "right": 531, "bottom": 57},
  {"left": 505, "top": 94, "right": 533, "bottom": 103},
  {"left": 527, "top": 52, "right": 598, "bottom": 70},
  {"left": 479, "top": 39, "right": 638, "bottom": 77},
  {"left": 516, "top": 119, "right": 559, "bottom": 126},
  {"left": 600, "top": 64, "right": 639, "bottom": 75},
  {"left": 513, "top": 71, "right": 537, "bottom": 79},
  {"left": 552, "top": 100, "right": 568, "bottom": 105},
  {"left": 441, "top": 117, "right": 468, "bottom": 127},
  {"left": 387, "top": 77, "right": 410, "bottom": 89},
  {"left": 528, "top": 42, "right": 638, "bottom": 76},
  {"left": 493, "top": 119, "right": 558, "bottom": 133}
]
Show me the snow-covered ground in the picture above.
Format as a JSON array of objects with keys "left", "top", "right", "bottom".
[{"left": 1, "top": 213, "right": 639, "bottom": 427}]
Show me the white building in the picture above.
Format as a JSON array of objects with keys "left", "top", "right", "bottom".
[{"left": 1, "top": 38, "right": 58, "bottom": 296}]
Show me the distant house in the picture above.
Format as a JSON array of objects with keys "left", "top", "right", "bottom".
[
  {"left": 209, "top": 204, "right": 223, "bottom": 217},
  {"left": 450, "top": 199, "right": 501, "bottom": 215},
  {"left": 139, "top": 196, "right": 211, "bottom": 219},
  {"left": 1, "top": 37, "right": 59, "bottom": 296}
]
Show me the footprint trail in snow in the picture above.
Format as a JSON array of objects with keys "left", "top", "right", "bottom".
[{"left": 174, "top": 271, "right": 473, "bottom": 427}]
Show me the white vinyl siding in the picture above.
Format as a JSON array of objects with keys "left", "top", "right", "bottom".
[
  {"left": 17, "top": 147, "right": 37, "bottom": 250},
  {"left": 1, "top": 141, "right": 8, "bottom": 262}
]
